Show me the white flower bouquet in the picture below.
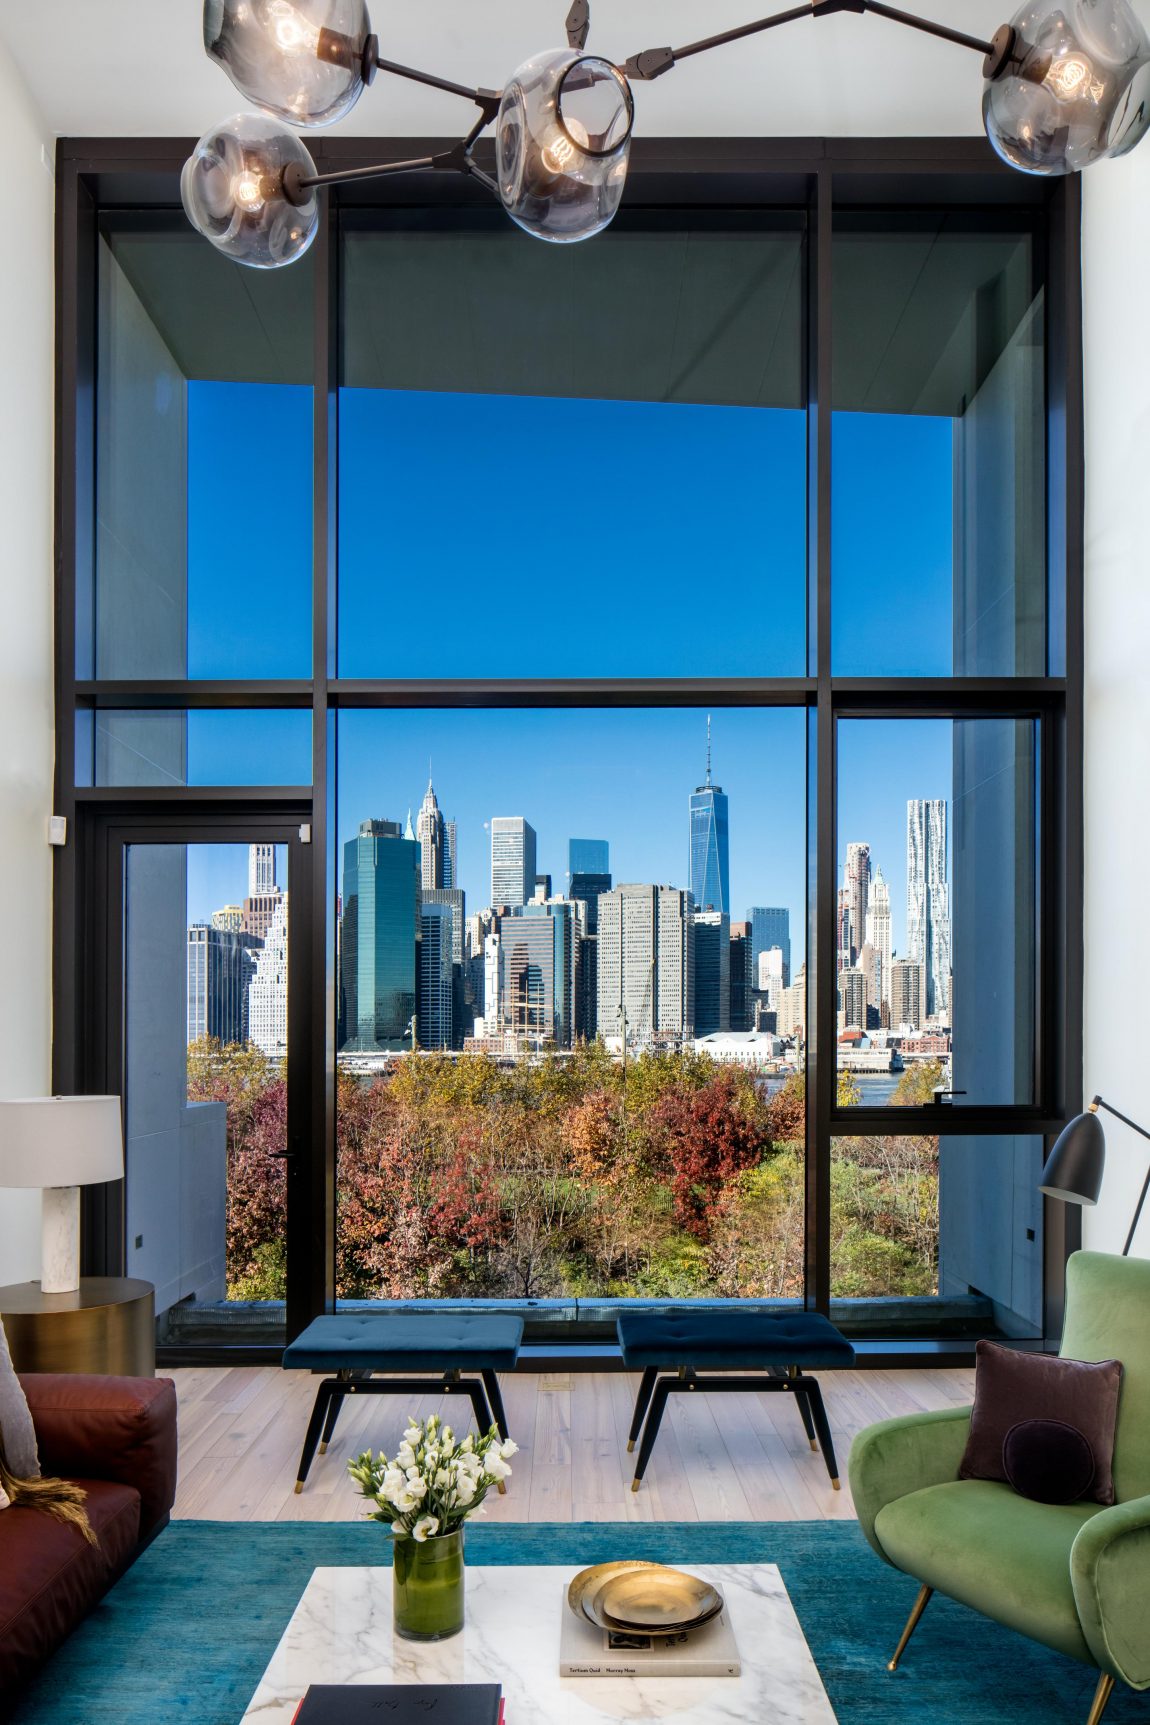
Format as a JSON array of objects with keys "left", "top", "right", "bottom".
[{"left": 348, "top": 1413, "right": 517, "bottom": 1542}]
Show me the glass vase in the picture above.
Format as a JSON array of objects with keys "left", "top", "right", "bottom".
[{"left": 392, "top": 1529, "right": 465, "bottom": 1640}]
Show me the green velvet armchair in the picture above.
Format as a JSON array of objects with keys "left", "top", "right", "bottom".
[{"left": 848, "top": 1251, "right": 1150, "bottom": 1725}]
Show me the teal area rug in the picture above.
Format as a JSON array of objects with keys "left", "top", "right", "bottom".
[{"left": 9, "top": 1521, "right": 1146, "bottom": 1724}]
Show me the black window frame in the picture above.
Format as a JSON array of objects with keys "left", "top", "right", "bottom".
[{"left": 53, "top": 135, "right": 1083, "bottom": 1355}]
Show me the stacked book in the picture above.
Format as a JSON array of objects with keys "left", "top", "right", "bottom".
[
  {"left": 561, "top": 1561, "right": 741, "bottom": 1678},
  {"left": 292, "top": 1684, "right": 503, "bottom": 1723}
]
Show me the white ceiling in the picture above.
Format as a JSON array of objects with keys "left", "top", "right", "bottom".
[{"left": 0, "top": 1, "right": 1012, "bottom": 140}]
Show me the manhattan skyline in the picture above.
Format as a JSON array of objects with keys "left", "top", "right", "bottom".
[{"left": 186, "top": 713, "right": 954, "bottom": 983}]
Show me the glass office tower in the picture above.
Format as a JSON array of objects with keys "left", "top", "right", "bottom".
[
  {"left": 339, "top": 819, "right": 419, "bottom": 1052},
  {"left": 689, "top": 754, "right": 730, "bottom": 915}
]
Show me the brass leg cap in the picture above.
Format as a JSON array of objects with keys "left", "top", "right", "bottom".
[
  {"left": 319, "top": 1441, "right": 328, "bottom": 1455},
  {"left": 809, "top": 1439, "right": 818, "bottom": 1451},
  {"left": 832, "top": 1478, "right": 841, "bottom": 1491},
  {"left": 294, "top": 1482, "right": 304, "bottom": 1495},
  {"left": 631, "top": 1480, "right": 641, "bottom": 1494},
  {"left": 887, "top": 1660, "right": 899, "bottom": 1673},
  {"left": 497, "top": 1480, "right": 507, "bottom": 1495},
  {"left": 626, "top": 1440, "right": 635, "bottom": 1453}
]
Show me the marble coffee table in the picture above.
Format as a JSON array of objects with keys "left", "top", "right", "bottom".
[{"left": 239, "top": 1562, "right": 838, "bottom": 1723}]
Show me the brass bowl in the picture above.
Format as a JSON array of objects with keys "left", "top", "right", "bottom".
[
  {"left": 598, "top": 1567, "right": 724, "bottom": 1634},
  {"left": 567, "top": 1560, "right": 663, "bottom": 1624},
  {"left": 568, "top": 1561, "right": 724, "bottom": 1636}
]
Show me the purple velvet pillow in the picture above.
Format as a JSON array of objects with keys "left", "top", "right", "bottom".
[
  {"left": 959, "top": 1340, "right": 1123, "bottom": 1506},
  {"left": 1003, "top": 1418, "right": 1096, "bottom": 1505}
]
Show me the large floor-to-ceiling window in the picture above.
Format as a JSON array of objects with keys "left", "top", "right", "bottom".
[{"left": 54, "top": 139, "right": 1082, "bottom": 1355}]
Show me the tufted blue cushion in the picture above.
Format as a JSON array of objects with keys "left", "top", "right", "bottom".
[
  {"left": 616, "top": 1310, "right": 855, "bottom": 1371},
  {"left": 283, "top": 1314, "right": 524, "bottom": 1372}
]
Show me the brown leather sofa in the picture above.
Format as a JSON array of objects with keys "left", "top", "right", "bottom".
[{"left": 0, "top": 1373, "right": 177, "bottom": 1704}]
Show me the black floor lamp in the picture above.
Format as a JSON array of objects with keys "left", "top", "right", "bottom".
[{"left": 1040, "top": 1097, "right": 1150, "bottom": 1257}]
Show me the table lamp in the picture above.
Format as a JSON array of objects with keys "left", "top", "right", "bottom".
[
  {"left": 1040, "top": 1095, "right": 1150, "bottom": 1257},
  {"left": 0, "top": 1097, "right": 124, "bottom": 1294}
]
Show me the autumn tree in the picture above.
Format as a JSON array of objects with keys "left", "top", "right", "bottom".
[{"left": 649, "top": 1068, "right": 769, "bottom": 1240}]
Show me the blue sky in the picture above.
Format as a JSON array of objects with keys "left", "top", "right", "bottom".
[{"left": 183, "top": 383, "right": 958, "bottom": 948}]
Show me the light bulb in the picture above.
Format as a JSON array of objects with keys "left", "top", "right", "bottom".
[
  {"left": 984, "top": 0, "right": 1150, "bottom": 174},
  {"left": 203, "top": 0, "right": 370, "bottom": 127},
  {"left": 265, "top": 0, "right": 320, "bottom": 53},
  {"left": 496, "top": 49, "right": 633, "bottom": 243},
  {"left": 232, "top": 169, "right": 266, "bottom": 211},
  {"left": 182, "top": 112, "right": 319, "bottom": 268},
  {"left": 1045, "top": 54, "right": 1102, "bottom": 101},
  {"left": 541, "top": 132, "right": 578, "bottom": 174}
]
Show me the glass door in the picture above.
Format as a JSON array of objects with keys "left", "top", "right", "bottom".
[{"left": 78, "top": 811, "right": 316, "bottom": 1351}]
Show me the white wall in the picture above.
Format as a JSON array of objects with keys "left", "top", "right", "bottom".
[
  {"left": 0, "top": 35, "right": 55, "bottom": 1283},
  {"left": 1080, "top": 157, "right": 1150, "bottom": 1261},
  {"left": 0, "top": 1, "right": 1141, "bottom": 1277}
]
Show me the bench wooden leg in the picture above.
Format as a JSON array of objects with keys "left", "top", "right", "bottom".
[
  {"left": 319, "top": 1368, "right": 363, "bottom": 1454},
  {"left": 295, "top": 1378, "right": 340, "bottom": 1494},
  {"left": 797, "top": 1376, "right": 840, "bottom": 1488},
  {"left": 631, "top": 1378, "right": 673, "bottom": 1492},
  {"left": 480, "top": 1369, "right": 510, "bottom": 1442},
  {"left": 791, "top": 1375, "right": 818, "bottom": 1451},
  {"left": 626, "top": 1368, "right": 659, "bottom": 1453}
]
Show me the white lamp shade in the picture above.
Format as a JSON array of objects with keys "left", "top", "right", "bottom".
[{"left": 0, "top": 1097, "right": 124, "bottom": 1188}]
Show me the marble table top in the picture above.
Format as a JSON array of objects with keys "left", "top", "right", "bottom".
[{"left": 239, "top": 1562, "right": 838, "bottom": 1724}]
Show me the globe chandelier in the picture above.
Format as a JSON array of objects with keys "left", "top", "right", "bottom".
[{"left": 183, "top": 0, "right": 1150, "bottom": 268}]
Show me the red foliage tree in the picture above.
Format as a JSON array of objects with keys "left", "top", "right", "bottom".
[{"left": 650, "top": 1070, "right": 766, "bottom": 1240}]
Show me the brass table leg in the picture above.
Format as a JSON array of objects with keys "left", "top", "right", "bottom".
[
  {"left": 888, "top": 1584, "right": 933, "bottom": 1672},
  {"left": 1086, "top": 1672, "right": 1115, "bottom": 1725}
]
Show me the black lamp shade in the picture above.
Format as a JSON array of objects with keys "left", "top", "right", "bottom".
[{"left": 1040, "top": 1111, "right": 1106, "bottom": 1206}]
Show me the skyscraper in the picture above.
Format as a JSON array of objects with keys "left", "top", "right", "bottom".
[
  {"left": 597, "top": 884, "right": 694, "bottom": 1047},
  {"left": 495, "top": 900, "right": 580, "bottom": 1049},
  {"left": 865, "top": 866, "right": 892, "bottom": 1014},
  {"left": 242, "top": 842, "right": 283, "bottom": 942},
  {"left": 422, "top": 887, "right": 465, "bottom": 965},
  {"left": 418, "top": 901, "right": 454, "bottom": 1050},
  {"left": 339, "top": 818, "right": 419, "bottom": 1052},
  {"left": 569, "top": 840, "right": 611, "bottom": 1040},
  {"left": 187, "top": 922, "right": 257, "bottom": 1046},
  {"left": 444, "top": 820, "right": 458, "bottom": 891},
  {"left": 748, "top": 906, "right": 791, "bottom": 986},
  {"left": 689, "top": 716, "right": 729, "bottom": 914},
  {"left": 248, "top": 843, "right": 276, "bottom": 898},
  {"left": 889, "top": 957, "right": 925, "bottom": 1030},
  {"left": 569, "top": 838, "right": 610, "bottom": 878},
  {"left": 844, "top": 841, "right": 871, "bottom": 966},
  {"left": 836, "top": 885, "right": 852, "bottom": 974},
  {"left": 416, "top": 778, "right": 446, "bottom": 891},
  {"left": 838, "top": 966, "right": 867, "bottom": 1030},
  {"left": 248, "top": 896, "right": 289, "bottom": 1056},
  {"left": 729, "top": 920, "right": 753, "bottom": 1031},
  {"left": 907, "top": 799, "right": 951, "bottom": 1021},
  {"left": 490, "top": 817, "right": 537, "bottom": 910},
  {"left": 691, "top": 910, "right": 731, "bottom": 1036}
]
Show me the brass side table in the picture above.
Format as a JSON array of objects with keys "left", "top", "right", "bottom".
[{"left": 0, "top": 1278, "right": 155, "bottom": 1377}]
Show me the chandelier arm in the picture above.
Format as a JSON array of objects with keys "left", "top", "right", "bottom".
[
  {"left": 625, "top": 0, "right": 1001, "bottom": 83},
  {"left": 860, "top": 1, "right": 997, "bottom": 61},
  {"left": 294, "top": 153, "right": 441, "bottom": 191},
  {"left": 624, "top": 4, "right": 810, "bottom": 81},
  {"left": 566, "top": 0, "right": 591, "bottom": 51},
  {"left": 372, "top": 52, "right": 502, "bottom": 118}
]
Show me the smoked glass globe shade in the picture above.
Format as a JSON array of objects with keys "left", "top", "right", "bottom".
[
  {"left": 181, "top": 114, "right": 319, "bottom": 269},
  {"left": 984, "top": 0, "right": 1150, "bottom": 175},
  {"left": 496, "top": 49, "right": 633, "bottom": 243},
  {"left": 203, "top": 0, "right": 371, "bottom": 128}
]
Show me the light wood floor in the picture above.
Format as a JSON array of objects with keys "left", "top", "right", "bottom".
[{"left": 170, "top": 1365, "right": 974, "bottom": 1524}]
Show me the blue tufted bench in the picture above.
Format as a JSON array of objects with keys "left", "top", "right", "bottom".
[
  {"left": 283, "top": 1313, "right": 524, "bottom": 1492},
  {"left": 616, "top": 1309, "right": 855, "bottom": 1492}
]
